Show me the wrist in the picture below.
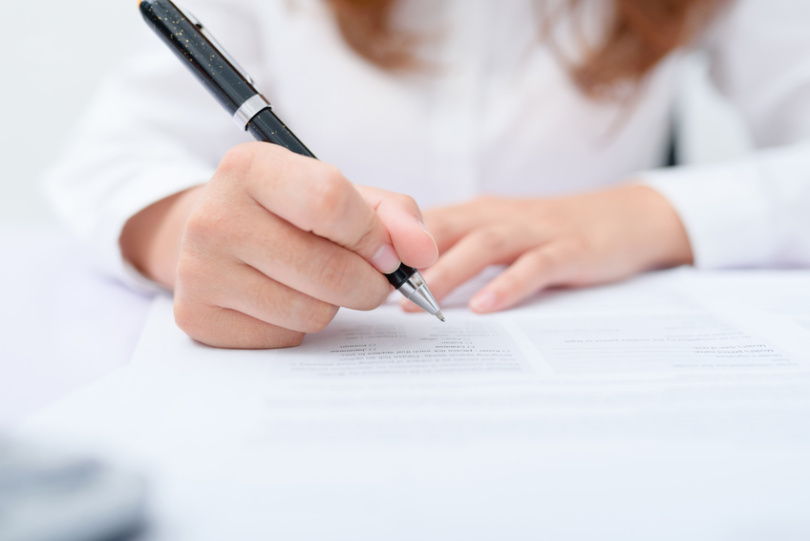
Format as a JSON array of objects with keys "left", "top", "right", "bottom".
[
  {"left": 623, "top": 184, "right": 694, "bottom": 269},
  {"left": 120, "top": 186, "right": 204, "bottom": 289}
]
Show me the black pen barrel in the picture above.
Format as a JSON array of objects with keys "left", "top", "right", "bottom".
[
  {"left": 139, "top": 0, "right": 254, "bottom": 115},
  {"left": 248, "top": 110, "right": 316, "bottom": 159},
  {"left": 385, "top": 264, "right": 417, "bottom": 289}
]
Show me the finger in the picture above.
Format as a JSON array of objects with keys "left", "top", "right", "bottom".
[
  {"left": 223, "top": 143, "right": 401, "bottom": 273},
  {"left": 412, "top": 225, "right": 536, "bottom": 305},
  {"left": 421, "top": 204, "right": 480, "bottom": 255},
  {"left": 205, "top": 262, "right": 340, "bottom": 334},
  {"left": 469, "top": 241, "right": 577, "bottom": 313},
  {"left": 183, "top": 196, "right": 390, "bottom": 310},
  {"left": 358, "top": 186, "right": 438, "bottom": 269},
  {"left": 174, "top": 300, "right": 305, "bottom": 350},
  {"left": 422, "top": 197, "right": 511, "bottom": 255},
  {"left": 236, "top": 207, "right": 391, "bottom": 310}
]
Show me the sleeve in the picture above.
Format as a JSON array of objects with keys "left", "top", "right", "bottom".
[
  {"left": 42, "top": 0, "right": 262, "bottom": 289},
  {"left": 639, "top": 0, "right": 810, "bottom": 269}
]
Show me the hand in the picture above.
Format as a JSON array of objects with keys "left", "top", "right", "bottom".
[
  {"left": 402, "top": 185, "right": 693, "bottom": 313},
  {"left": 121, "top": 142, "right": 438, "bottom": 349}
]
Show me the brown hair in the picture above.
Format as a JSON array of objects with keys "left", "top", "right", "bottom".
[{"left": 325, "top": 0, "right": 728, "bottom": 99}]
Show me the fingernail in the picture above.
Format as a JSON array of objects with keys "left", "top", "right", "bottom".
[
  {"left": 470, "top": 291, "right": 498, "bottom": 312},
  {"left": 417, "top": 219, "right": 432, "bottom": 236},
  {"left": 417, "top": 219, "right": 439, "bottom": 256},
  {"left": 418, "top": 219, "right": 437, "bottom": 240},
  {"left": 371, "top": 244, "right": 400, "bottom": 274}
]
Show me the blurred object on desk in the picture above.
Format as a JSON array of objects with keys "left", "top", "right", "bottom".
[{"left": 0, "top": 436, "right": 147, "bottom": 541}]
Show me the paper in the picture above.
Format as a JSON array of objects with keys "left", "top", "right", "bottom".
[
  {"left": 134, "top": 270, "right": 806, "bottom": 378},
  {"left": 24, "top": 270, "right": 810, "bottom": 541},
  {"left": 686, "top": 270, "right": 810, "bottom": 332},
  {"left": 81, "top": 271, "right": 810, "bottom": 447},
  {"left": 522, "top": 313, "right": 799, "bottom": 373},
  {"left": 274, "top": 312, "right": 534, "bottom": 378}
]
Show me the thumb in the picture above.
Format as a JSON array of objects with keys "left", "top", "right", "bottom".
[{"left": 358, "top": 186, "right": 439, "bottom": 271}]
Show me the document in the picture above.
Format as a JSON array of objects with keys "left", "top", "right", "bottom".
[
  {"left": 26, "top": 270, "right": 810, "bottom": 541},
  {"left": 271, "top": 312, "right": 534, "bottom": 378},
  {"left": 135, "top": 270, "right": 806, "bottom": 379},
  {"left": 686, "top": 270, "right": 810, "bottom": 332}
]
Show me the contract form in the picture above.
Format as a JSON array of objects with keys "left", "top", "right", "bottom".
[{"left": 25, "top": 269, "right": 810, "bottom": 541}]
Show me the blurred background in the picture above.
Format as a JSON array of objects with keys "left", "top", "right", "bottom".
[
  {"left": 0, "top": 0, "right": 750, "bottom": 227},
  {"left": 0, "top": 1, "right": 139, "bottom": 226},
  {"left": 0, "top": 1, "right": 145, "bottom": 427}
]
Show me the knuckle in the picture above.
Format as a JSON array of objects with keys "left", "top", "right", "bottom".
[
  {"left": 218, "top": 143, "right": 259, "bottom": 179},
  {"left": 392, "top": 192, "right": 419, "bottom": 213},
  {"left": 346, "top": 222, "right": 379, "bottom": 255},
  {"left": 373, "top": 283, "right": 392, "bottom": 306},
  {"left": 315, "top": 248, "right": 355, "bottom": 293},
  {"left": 527, "top": 249, "right": 556, "bottom": 270},
  {"left": 173, "top": 299, "right": 210, "bottom": 344},
  {"left": 495, "top": 272, "right": 525, "bottom": 296},
  {"left": 314, "top": 249, "right": 389, "bottom": 309},
  {"left": 350, "top": 267, "right": 392, "bottom": 310},
  {"left": 354, "top": 280, "right": 390, "bottom": 310},
  {"left": 175, "top": 255, "right": 210, "bottom": 292},
  {"left": 183, "top": 207, "right": 226, "bottom": 246},
  {"left": 183, "top": 193, "right": 256, "bottom": 251},
  {"left": 475, "top": 226, "right": 510, "bottom": 252},
  {"left": 308, "top": 165, "right": 350, "bottom": 225},
  {"left": 175, "top": 295, "right": 308, "bottom": 350},
  {"left": 300, "top": 303, "right": 339, "bottom": 333},
  {"left": 567, "top": 234, "right": 592, "bottom": 255},
  {"left": 250, "top": 278, "right": 337, "bottom": 334},
  {"left": 251, "top": 278, "right": 283, "bottom": 314}
]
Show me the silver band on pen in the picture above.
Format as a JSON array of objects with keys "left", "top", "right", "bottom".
[{"left": 233, "top": 94, "right": 272, "bottom": 130}]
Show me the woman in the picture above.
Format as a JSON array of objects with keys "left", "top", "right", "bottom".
[{"left": 46, "top": 0, "right": 810, "bottom": 348}]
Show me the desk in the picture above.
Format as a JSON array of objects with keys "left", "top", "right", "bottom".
[
  {"left": 0, "top": 227, "right": 151, "bottom": 426},
  {"left": 5, "top": 227, "right": 810, "bottom": 540}
]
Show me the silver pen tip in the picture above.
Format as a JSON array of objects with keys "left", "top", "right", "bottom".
[{"left": 436, "top": 310, "right": 446, "bottom": 322}]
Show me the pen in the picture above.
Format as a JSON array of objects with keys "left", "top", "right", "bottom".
[{"left": 138, "top": 0, "right": 444, "bottom": 321}]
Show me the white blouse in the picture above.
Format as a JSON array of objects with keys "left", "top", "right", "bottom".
[{"left": 44, "top": 0, "right": 810, "bottom": 287}]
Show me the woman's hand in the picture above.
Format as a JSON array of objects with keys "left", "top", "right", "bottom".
[
  {"left": 403, "top": 185, "right": 693, "bottom": 313},
  {"left": 121, "top": 142, "right": 438, "bottom": 349}
]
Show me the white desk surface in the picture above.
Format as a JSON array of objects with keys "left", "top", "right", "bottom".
[{"left": 0, "top": 226, "right": 152, "bottom": 427}]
